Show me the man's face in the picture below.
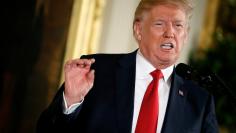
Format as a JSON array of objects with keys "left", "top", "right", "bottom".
[{"left": 135, "top": 4, "right": 188, "bottom": 69}]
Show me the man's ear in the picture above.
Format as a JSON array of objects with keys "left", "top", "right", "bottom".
[{"left": 134, "top": 21, "right": 142, "bottom": 41}]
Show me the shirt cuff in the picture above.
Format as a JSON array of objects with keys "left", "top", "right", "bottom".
[{"left": 62, "top": 92, "right": 83, "bottom": 114}]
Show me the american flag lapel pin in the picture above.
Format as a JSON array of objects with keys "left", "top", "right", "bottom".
[{"left": 178, "top": 90, "right": 184, "bottom": 96}]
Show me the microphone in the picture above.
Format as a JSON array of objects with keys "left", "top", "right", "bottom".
[
  {"left": 176, "top": 63, "right": 236, "bottom": 109},
  {"left": 175, "top": 63, "right": 213, "bottom": 85}
]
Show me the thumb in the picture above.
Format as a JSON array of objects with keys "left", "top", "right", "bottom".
[{"left": 87, "top": 69, "right": 95, "bottom": 88}]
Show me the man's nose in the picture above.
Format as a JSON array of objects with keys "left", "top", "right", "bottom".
[{"left": 163, "top": 25, "right": 174, "bottom": 38}]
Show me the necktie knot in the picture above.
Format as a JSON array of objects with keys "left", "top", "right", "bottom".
[{"left": 150, "top": 69, "right": 163, "bottom": 80}]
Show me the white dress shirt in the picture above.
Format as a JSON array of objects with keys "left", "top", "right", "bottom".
[
  {"left": 132, "top": 51, "right": 173, "bottom": 133},
  {"left": 63, "top": 51, "right": 174, "bottom": 133}
]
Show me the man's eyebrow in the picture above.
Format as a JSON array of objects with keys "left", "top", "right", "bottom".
[
  {"left": 153, "top": 19, "right": 165, "bottom": 22},
  {"left": 173, "top": 19, "right": 185, "bottom": 22}
]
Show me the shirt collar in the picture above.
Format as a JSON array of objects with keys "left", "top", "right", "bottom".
[{"left": 136, "top": 50, "right": 174, "bottom": 82}]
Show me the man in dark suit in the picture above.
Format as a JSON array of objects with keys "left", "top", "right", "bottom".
[{"left": 37, "top": 0, "right": 219, "bottom": 132}]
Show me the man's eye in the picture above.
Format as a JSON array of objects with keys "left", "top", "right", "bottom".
[
  {"left": 155, "top": 23, "right": 162, "bottom": 26},
  {"left": 176, "top": 24, "right": 184, "bottom": 28}
]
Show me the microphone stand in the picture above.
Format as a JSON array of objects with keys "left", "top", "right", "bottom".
[
  {"left": 176, "top": 63, "right": 236, "bottom": 111},
  {"left": 202, "top": 72, "right": 236, "bottom": 110}
]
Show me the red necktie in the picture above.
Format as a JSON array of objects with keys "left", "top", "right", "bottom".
[{"left": 135, "top": 69, "right": 163, "bottom": 133}]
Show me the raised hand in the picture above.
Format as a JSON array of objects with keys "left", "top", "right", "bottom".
[{"left": 64, "top": 58, "right": 95, "bottom": 107}]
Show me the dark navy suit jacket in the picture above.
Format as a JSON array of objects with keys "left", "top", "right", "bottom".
[{"left": 37, "top": 50, "right": 219, "bottom": 133}]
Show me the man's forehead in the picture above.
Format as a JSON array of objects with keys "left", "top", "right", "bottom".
[
  {"left": 148, "top": 4, "right": 187, "bottom": 19},
  {"left": 150, "top": 4, "right": 186, "bottom": 13}
]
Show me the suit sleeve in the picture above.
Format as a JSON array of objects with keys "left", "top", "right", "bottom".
[
  {"left": 202, "top": 95, "right": 219, "bottom": 133},
  {"left": 36, "top": 84, "right": 83, "bottom": 133}
]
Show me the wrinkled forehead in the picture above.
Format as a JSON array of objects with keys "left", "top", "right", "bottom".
[
  {"left": 148, "top": 4, "right": 187, "bottom": 21},
  {"left": 146, "top": 3, "right": 189, "bottom": 18}
]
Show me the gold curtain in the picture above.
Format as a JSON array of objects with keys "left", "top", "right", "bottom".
[
  {"left": 198, "top": 0, "right": 220, "bottom": 50},
  {"left": 60, "top": 0, "right": 106, "bottom": 83}
]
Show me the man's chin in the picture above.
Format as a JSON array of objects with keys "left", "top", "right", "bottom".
[{"left": 159, "top": 58, "right": 176, "bottom": 67}]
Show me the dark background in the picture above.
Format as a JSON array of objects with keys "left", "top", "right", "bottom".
[
  {"left": 0, "top": 0, "right": 73, "bottom": 132},
  {"left": 190, "top": 0, "right": 236, "bottom": 132}
]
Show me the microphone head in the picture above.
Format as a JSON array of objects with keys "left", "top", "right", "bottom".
[
  {"left": 175, "top": 63, "right": 193, "bottom": 80},
  {"left": 176, "top": 63, "right": 222, "bottom": 92}
]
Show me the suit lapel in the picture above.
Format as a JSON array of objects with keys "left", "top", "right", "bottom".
[
  {"left": 115, "top": 50, "right": 137, "bottom": 133},
  {"left": 161, "top": 71, "right": 188, "bottom": 133}
]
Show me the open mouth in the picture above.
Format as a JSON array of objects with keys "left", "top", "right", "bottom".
[{"left": 160, "top": 43, "right": 174, "bottom": 50}]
